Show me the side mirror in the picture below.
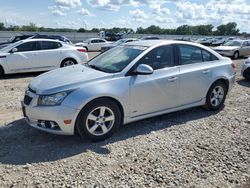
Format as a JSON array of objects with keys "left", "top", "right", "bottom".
[
  {"left": 10, "top": 48, "right": 18, "bottom": 53},
  {"left": 135, "top": 64, "right": 154, "bottom": 75}
]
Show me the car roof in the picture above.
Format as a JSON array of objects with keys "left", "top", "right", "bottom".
[
  {"left": 20, "top": 39, "right": 63, "bottom": 43},
  {"left": 89, "top": 38, "right": 106, "bottom": 40},
  {"left": 124, "top": 40, "right": 205, "bottom": 47}
]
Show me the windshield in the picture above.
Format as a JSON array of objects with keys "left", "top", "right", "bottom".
[
  {"left": 223, "top": 41, "right": 242, "bottom": 46},
  {"left": 88, "top": 45, "right": 147, "bottom": 73},
  {"left": 0, "top": 41, "right": 22, "bottom": 52},
  {"left": 114, "top": 39, "right": 126, "bottom": 45}
]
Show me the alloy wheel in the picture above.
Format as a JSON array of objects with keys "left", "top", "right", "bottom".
[
  {"left": 210, "top": 86, "right": 225, "bottom": 107},
  {"left": 86, "top": 106, "right": 115, "bottom": 136}
]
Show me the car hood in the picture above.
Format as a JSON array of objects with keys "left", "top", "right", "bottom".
[
  {"left": 0, "top": 51, "right": 9, "bottom": 56},
  {"left": 213, "top": 46, "right": 240, "bottom": 51},
  {"left": 29, "top": 64, "right": 112, "bottom": 95},
  {"left": 102, "top": 43, "right": 116, "bottom": 48}
]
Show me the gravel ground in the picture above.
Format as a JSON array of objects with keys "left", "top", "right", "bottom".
[{"left": 0, "top": 57, "right": 249, "bottom": 188}]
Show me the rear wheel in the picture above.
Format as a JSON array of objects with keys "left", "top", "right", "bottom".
[
  {"left": 76, "top": 99, "right": 122, "bottom": 141},
  {"left": 204, "top": 81, "right": 227, "bottom": 111},
  {"left": 61, "top": 58, "right": 77, "bottom": 67}
]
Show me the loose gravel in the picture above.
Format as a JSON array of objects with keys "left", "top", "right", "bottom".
[{"left": 0, "top": 58, "right": 249, "bottom": 188}]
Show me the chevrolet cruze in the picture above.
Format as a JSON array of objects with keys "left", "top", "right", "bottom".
[{"left": 22, "top": 40, "right": 235, "bottom": 141}]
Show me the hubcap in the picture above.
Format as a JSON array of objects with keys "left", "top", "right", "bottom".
[
  {"left": 86, "top": 106, "right": 115, "bottom": 136},
  {"left": 63, "top": 60, "right": 75, "bottom": 67},
  {"left": 210, "top": 86, "right": 224, "bottom": 107}
]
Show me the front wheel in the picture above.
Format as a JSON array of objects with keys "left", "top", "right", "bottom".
[
  {"left": 204, "top": 81, "right": 227, "bottom": 111},
  {"left": 76, "top": 99, "right": 122, "bottom": 141},
  {"left": 232, "top": 51, "right": 239, "bottom": 59}
]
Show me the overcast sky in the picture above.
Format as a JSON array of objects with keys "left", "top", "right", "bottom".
[{"left": 0, "top": 0, "right": 249, "bottom": 32}]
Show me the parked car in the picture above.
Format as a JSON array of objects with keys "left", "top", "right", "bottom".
[
  {"left": 242, "top": 58, "right": 250, "bottom": 80},
  {"left": 31, "top": 34, "right": 72, "bottom": 44},
  {"left": 0, "top": 34, "right": 33, "bottom": 49},
  {"left": 211, "top": 37, "right": 235, "bottom": 47},
  {"left": 22, "top": 40, "right": 235, "bottom": 141},
  {"left": 213, "top": 40, "right": 250, "bottom": 59},
  {"left": 101, "top": 38, "right": 139, "bottom": 52},
  {"left": 75, "top": 38, "right": 111, "bottom": 51},
  {"left": 0, "top": 39, "right": 88, "bottom": 77},
  {"left": 141, "top": 36, "right": 160, "bottom": 40}
]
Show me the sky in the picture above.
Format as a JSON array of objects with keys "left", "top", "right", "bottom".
[{"left": 0, "top": 0, "right": 250, "bottom": 32}]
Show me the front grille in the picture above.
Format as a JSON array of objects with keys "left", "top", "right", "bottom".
[{"left": 24, "top": 95, "right": 32, "bottom": 105}]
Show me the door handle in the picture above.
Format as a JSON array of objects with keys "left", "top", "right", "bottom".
[
  {"left": 168, "top": 77, "right": 178, "bottom": 82},
  {"left": 203, "top": 70, "right": 210, "bottom": 74}
]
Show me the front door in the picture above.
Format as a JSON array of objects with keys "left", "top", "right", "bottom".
[
  {"left": 6, "top": 41, "right": 40, "bottom": 73},
  {"left": 130, "top": 45, "right": 180, "bottom": 117}
]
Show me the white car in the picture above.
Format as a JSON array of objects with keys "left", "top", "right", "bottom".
[
  {"left": 0, "top": 39, "right": 88, "bottom": 77},
  {"left": 213, "top": 40, "right": 250, "bottom": 59},
  {"left": 75, "top": 38, "right": 111, "bottom": 52}
]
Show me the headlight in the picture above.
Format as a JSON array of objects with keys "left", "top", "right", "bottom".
[{"left": 38, "top": 91, "right": 69, "bottom": 106}]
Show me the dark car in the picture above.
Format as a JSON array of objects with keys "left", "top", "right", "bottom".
[
  {"left": 141, "top": 36, "right": 160, "bottom": 40},
  {"left": 31, "top": 34, "right": 72, "bottom": 44},
  {"left": 0, "top": 34, "right": 33, "bottom": 48},
  {"left": 101, "top": 38, "right": 139, "bottom": 52}
]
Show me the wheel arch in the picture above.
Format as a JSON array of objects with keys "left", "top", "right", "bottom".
[
  {"left": 74, "top": 96, "right": 125, "bottom": 134},
  {"left": 60, "top": 57, "right": 78, "bottom": 67},
  {"left": 0, "top": 64, "right": 5, "bottom": 76},
  {"left": 207, "top": 78, "right": 229, "bottom": 95}
]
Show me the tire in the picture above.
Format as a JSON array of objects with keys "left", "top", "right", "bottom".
[
  {"left": 76, "top": 98, "right": 122, "bottom": 141},
  {"left": 204, "top": 81, "right": 227, "bottom": 111},
  {"left": 0, "top": 66, "right": 4, "bottom": 78},
  {"left": 61, "top": 58, "right": 77, "bottom": 67},
  {"left": 243, "top": 68, "right": 250, "bottom": 81},
  {"left": 232, "top": 51, "right": 239, "bottom": 59}
]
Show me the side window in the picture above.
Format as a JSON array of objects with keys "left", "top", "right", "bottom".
[
  {"left": 202, "top": 50, "right": 218, "bottom": 62},
  {"left": 179, "top": 45, "right": 203, "bottom": 65},
  {"left": 98, "top": 40, "right": 105, "bottom": 43},
  {"left": 242, "top": 41, "right": 248, "bottom": 47},
  {"left": 137, "top": 45, "right": 174, "bottom": 70},
  {"left": 91, "top": 40, "right": 98, "bottom": 43},
  {"left": 40, "top": 41, "right": 62, "bottom": 50},
  {"left": 16, "top": 42, "right": 38, "bottom": 52}
]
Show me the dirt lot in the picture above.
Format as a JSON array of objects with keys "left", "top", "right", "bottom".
[{"left": 0, "top": 56, "right": 249, "bottom": 187}]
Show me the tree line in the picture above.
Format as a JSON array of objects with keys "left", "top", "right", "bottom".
[{"left": 0, "top": 22, "right": 246, "bottom": 36}]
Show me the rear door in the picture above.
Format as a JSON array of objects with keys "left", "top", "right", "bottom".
[
  {"left": 36, "top": 41, "right": 63, "bottom": 70},
  {"left": 130, "top": 45, "right": 180, "bottom": 117},
  {"left": 177, "top": 44, "right": 216, "bottom": 105},
  {"left": 6, "top": 41, "right": 40, "bottom": 73}
]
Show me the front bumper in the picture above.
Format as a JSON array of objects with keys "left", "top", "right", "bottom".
[{"left": 21, "top": 92, "right": 80, "bottom": 135}]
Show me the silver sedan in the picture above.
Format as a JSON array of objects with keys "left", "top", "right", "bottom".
[{"left": 22, "top": 40, "right": 236, "bottom": 141}]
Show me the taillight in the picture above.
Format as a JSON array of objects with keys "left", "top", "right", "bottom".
[
  {"left": 77, "top": 48, "right": 86, "bottom": 52},
  {"left": 231, "top": 62, "right": 236, "bottom": 69}
]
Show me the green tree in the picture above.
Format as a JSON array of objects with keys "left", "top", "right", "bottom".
[
  {"left": 215, "top": 22, "right": 239, "bottom": 35},
  {"left": 0, "top": 22, "right": 5, "bottom": 31}
]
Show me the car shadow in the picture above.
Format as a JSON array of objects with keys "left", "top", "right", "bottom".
[
  {"left": 0, "top": 106, "right": 221, "bottom": 165},
  {"left": 237, "top": 79, "right": 250, "bottom": 87}
]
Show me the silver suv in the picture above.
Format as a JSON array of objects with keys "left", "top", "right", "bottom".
[{"left": 22, "top": 40, "right": 236, "bottom": 141}]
